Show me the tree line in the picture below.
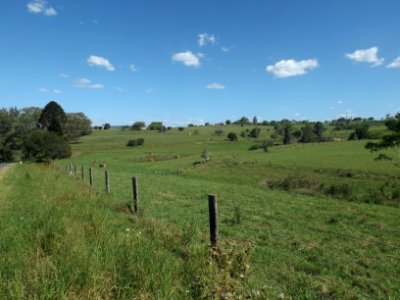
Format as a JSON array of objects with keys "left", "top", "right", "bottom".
[{"left": 0, "top": 101, "right": 92, "bottom": 162}]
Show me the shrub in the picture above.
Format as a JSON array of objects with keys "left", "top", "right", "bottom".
[
  {"left": 261, "top": 140, "right": 272, "bottom": 152},
  {"left": 248, "top": 144, "right": 260, "bottom": 151},
  {"left": 127, "top": 138, "right": 145, "bottom": 147},
  {"left": 214, "top": 128, "right": 224, "bottom": 136},
  {"left": 325, "top": 183, "right": 352, "bottom": 198},
  {"left": 126, "top": 139, "right": 137, "bottom": 147},
  {"left": 248, "top": 127, "right": 260, "bottom": 138},
  {"left": 227, "top": 132, "right": 238, "bottom": 141},
  {"left": 178, "top": 127, "right": 185, "bottom": 131}
]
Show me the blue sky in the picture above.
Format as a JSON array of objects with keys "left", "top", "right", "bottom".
[{"left": 1, "top": 0, "right": 400, "bottom": 126}]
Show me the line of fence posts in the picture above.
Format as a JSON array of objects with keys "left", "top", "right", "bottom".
[{"left": 58, "top": 163, "right": 219, "bottom": 248}]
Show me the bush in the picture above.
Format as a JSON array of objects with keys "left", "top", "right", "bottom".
[
  {"left": 127, "top": 138, "right": 145, "bottom": 147},
  {"left": 248, "top": 127, "right": 260, "bottom": 138},
  {"left": 23, "top": 130, "right": 71, "bottom": 162},
  {"left": 325, "top": 183, "right": 352, "bottom": 198},
  {"left": 248, "top": 144, "right": 260, "bottom": 151},
  {"left": 178, "top": 127, "right": 185, "bottom": 131},
  {"left": 348, "top": 124, "right": 370, "bottom": 140},
  {"left": 126, "top": 139, "right": 137, "bottom": 147},
  {"left": 227, "top": 132, "right": 238, "bottom": 141},
  {"left": 214, "top": 128, "right": 224, "bottom": 136}
]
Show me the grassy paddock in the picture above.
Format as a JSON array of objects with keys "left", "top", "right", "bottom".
[
  {"left": 2, "top": 125, "right": 400, "bottom": 298},
  {"left": 54, "top": 127, "right": 400, "bottom": 298}
]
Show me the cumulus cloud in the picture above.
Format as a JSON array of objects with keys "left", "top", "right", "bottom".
[
  {"left": 387, "top": 57, "right": 400, "bottom": 69},
  {"left": 266, "top": 59, "right": 319, "bottom": 78},
  {"left": 345, "top": 47, "right": 384, "bottom": 66},
  {"left": 27, "top": 0, "right": 57, "bottom": 16},
  {"left": 87, "top": 55, "right": 115, "bottom": 71},
  {"left": 75, "top": 78, "right": 104, "bottom": 89},
  {"left": 172, "top": 51, "right": 201, "bottom": 67},
  {"left": 198, "top": 33, "right": 216, "bottom": 47},
  {"left": 206, "top": 83, "right": 225, "bottom": 90},
  {"left": 221, "top": 47, "right": 231, "bottom": 53}
]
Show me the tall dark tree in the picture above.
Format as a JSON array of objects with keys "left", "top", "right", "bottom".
[
  {"left": 38, "top": 101, "right": 67, "bottom": 136},
  {"left": 253, "top": 116, "right": 258, "bottom": 125}
]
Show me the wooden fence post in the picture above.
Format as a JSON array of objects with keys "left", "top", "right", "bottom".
[
  {"left": 89, "top": 168, "right": 93, "bottom": 187},
  {"left": 74, "top": 164, "right": 77, "bottom": 177},
  {"left": 132, "top": 176, "right": 138, "bottom": 213},
  {"left": 105, "top": 171, "right": 110, "bottom": 193},
  {"left": 208, "top": 194, "right": 219, "bottom": 248},
  {"left": 81, "top": 166, "right": 84, "bottom": 181}
]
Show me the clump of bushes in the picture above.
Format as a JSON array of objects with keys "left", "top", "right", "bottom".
[
  {"left": 325, "top": 183, "right": 352, "bottom": 198},
  {"left": 126, "top": 138, "right": 145, "bottom": 147},
  {"left": 268, "top": 174, "right": 319, "bottom": 191}
]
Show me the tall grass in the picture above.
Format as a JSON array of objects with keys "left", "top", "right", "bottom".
[{"left": 0, "top": 164, "right": 254, "bottom": 299}]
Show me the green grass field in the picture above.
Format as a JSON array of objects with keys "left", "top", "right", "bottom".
[{"left": 1, "top": 125, "right": 399, "bottom": 299}]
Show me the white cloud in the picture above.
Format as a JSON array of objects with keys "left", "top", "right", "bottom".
[
  {"left": 75, "top": 78, "right": 104, "bottom": 89},
  {"left": 27, "top": 0, "right": 57, "bottom": 16},
  {"left": 146, "top": 88, "right": 155, "bottom": 93},
  {"left": 58, "top": 73, "right": 69, "bottom": 78},
  {"left": 387, "top": 57, "right": 400, "bottom": 69},
  {"left": 129, "top": 64, "right": 139, "bottom": 72},
  {"left": 221, "top": 47, "right": 230, "bottom": 53},
  {"left": 337, "top": 100, "right": 343, "bottom": 104},
  {"left": 345, "top": 47, "right": 384, "bottom": 66},
  {"left": 266, "top": 59, "right": 319, "bottom": 78},
  {"left": 44, "top": 7, "right": 57, "bottom": 16},
  {"left": 38, "top": 87, "right": 48, "bottom": 93},
  {"left": 87, "top": 55, "right": 115, "bottom": 71},
  {"left": 198, "top": 33, "right": 216, "bottom": 47},
  {"left": 116, "top": 87, "right": 124, "bottom": 92},
  {"left": 53, "top": 89, "right": 62, "bottom": 94},
  {"left": 206, "top": 83, "right": 225, "bottom": 90},
  {"left": 172, "top": 51, "right": 201, "bottom": 67}
]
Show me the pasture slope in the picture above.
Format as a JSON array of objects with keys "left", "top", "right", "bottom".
[{"left": 1, "top": 125, "right": 399, "bottom": 299}]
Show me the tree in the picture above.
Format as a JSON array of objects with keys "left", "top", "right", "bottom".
[
  {"left": 23, "top": 130, "right": 71, "bottom": 162},
  {"left": 366, "top": 113, "right": 400, "bottom": 159},
  {"left": 38, "top": 101, "right": 67, "bottom": 136},
  {"left": 239, "top": 116, "right": 249, "bottom": 127},
  {"left": 313, "top": 121, "right": 325, "bottom": 141},
  {"left": 148, "top": 121, "right": 163, "bottom": 131},
  {"left": 0, "top": 108, "right": 23, "bottom": 161},
  {"left": 225, "top": 120, "right": 231, "bottom": 125},
  {"left": 348, "top": 124, "right": 370, "bottom": 140},
  {"left": 227, "top": 132, "right": 238, "bottom": 141},
  {"left": 64, "top": 112, "right": 92, "bottom": 143},
  {"left": 104, "top": 123, "right": 111, "bottom": 130},
  {"left": 214, "top": 128, "right": 224, "bottom": 136},
  {"left": 253, "top": 116, "right": 258, "bottom": 125},
  {"left": 273, "top": 120, "right": 293, "bottom": 145},
  {"left": 300, "top": 123, "right": 317, "bottom": 143},
  {"left": 249, "top": 127, "right": 261, "bottom": 138},
  {"left": 131, "top": 121, "right": 146, "bottom": 130}
]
